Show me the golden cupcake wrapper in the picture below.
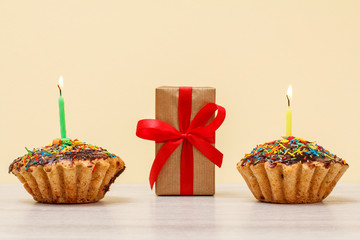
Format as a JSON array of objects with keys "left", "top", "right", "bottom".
[
  {"left": 237, "top": 161, "right": 348, "bottom": 203},
  {"left": 11, "top": 157, "right": 125, "bottom": 203}
]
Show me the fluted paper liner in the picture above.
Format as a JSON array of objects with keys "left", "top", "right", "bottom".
[
  {"left": 237, "top": 161, "right": 348, "bottom": 203},
  {"left": 11, "top": 157, "right": 125, "bottom": 203}
]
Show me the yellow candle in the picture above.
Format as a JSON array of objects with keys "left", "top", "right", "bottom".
[{"left": 286, "top": 85, "right": 292, "bottom": 136}]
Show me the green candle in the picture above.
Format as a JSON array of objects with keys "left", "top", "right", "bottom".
[
  {"left": 286, "top": 85, "right": 292, "bottom": 136},
  {"left": 58, "top": 76, "right": 68, "bottom": 140}
]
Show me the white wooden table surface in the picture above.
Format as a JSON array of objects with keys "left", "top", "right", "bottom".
[{"left": 0, "top": 183, "right": 359, "bottom": 240}]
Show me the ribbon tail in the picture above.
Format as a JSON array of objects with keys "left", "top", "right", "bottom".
[
  {"left": 149, "top": 139, "right": 183, "bottom": 189},
  {"left": 188, "top": 136, "right": 223, "bottom": 168}
]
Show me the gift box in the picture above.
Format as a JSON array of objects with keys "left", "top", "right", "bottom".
[{"left": 136, "top": 86, "right": 226, "bottom": 195}]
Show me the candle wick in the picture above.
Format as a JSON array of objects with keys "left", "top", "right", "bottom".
[
  {"left": 57, "top": 84, "right": 62, "bottom": 96},
  {"left": 286, "top": 95, "right": 290, "bottom": 107}
]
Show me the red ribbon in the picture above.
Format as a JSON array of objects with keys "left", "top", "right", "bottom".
[{"left": 136, "top": 87, "right": 226, "bottom": 195}]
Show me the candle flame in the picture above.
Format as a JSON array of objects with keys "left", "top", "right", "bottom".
[
  {"left": 286, "top": 85, "right": 292, "bottom": 107},
  {"left": 58, "top": 76, "right": 63, "bottom": 96},
  {"left": 287, "top": 85, "right": 292, "bottom": 99},
  {"left": 58, "top": 76, "right": 64, "bottom": 89}
]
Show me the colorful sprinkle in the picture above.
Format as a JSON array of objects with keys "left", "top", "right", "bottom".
[
  {"left": 9, "top": 139, "right": 117, "bottom": 172},
  {"left": 241, "top": 136, "right": 346, "bottom": 166}
]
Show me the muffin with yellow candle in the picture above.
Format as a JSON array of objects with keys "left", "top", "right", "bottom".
[
  {"left": 9, "top": 139, "right": 125, "bottom": 203},
  {"left": 237, "top": 136, "right": 348, "bottom": 203}
]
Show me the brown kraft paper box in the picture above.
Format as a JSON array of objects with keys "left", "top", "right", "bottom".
[{"left": 155, "top": 86, "right": 216, "bottom": 195}]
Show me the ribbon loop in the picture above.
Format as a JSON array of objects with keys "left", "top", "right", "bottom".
[{"left": 136, "top": 119, "right": 181, "bottom": 142}]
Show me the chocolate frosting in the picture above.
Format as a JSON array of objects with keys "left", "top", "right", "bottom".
[
  {"left": 9, "top": 139, "right": 117, "bottom": 173},
  {"left": 240, "top": 136, "right": 347, "bottom": 168}
]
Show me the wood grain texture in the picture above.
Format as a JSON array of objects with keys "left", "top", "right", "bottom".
[{"left": 0, "top": 184, "right": 359, "bottom": 240}]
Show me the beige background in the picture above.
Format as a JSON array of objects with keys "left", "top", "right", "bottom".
[{"left": 0, "top": 0, "right": 359, "bottom": 184}]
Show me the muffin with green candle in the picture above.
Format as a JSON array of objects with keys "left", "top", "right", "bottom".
[
  {"left": 9, "top": 139, "right": 125, "bottom": 203},
  {"left": 237, "top": 136, "right": 348, "bottom": 203}
]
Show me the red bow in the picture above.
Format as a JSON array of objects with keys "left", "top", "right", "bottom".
[{"left": 136, "top": 87, "right": 226, "bottom": 195}]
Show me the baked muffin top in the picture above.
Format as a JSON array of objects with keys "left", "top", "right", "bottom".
[
  {"left": 9, "top": 139, "right": 117, "bottom": 173},
  {"left": 240, "top": 136, "right": 347, "bottom": 167}
]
